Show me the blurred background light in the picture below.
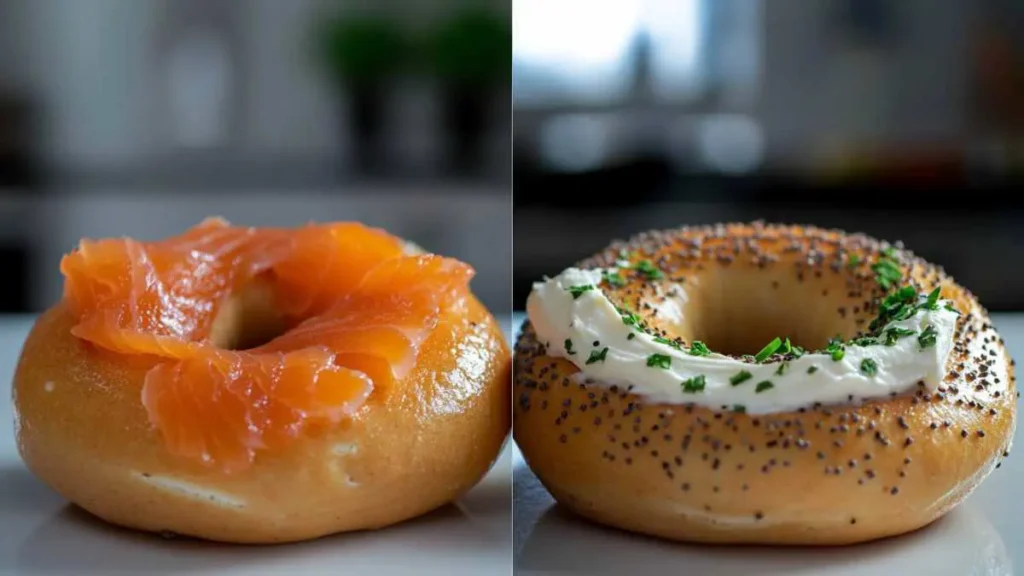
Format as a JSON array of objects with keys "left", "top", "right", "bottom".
[
  {"left": 0, "top": 0, "right": 512, "bottom": 314},
  {"left": 513, "top": 0, "right": 1024, "bottom": 314}
]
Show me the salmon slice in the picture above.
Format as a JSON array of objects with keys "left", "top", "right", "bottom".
[
  {"left": 270, "top": 223, "right": 406, "bottom": 317},
  {"left": 61, "top": 218, "right": 290, "bottom": 358},
  {"left": 141, "top": 348, "right": 373, "bottom": 473},
  {"left": 260, "top": 254, "right": 475, "bottom": 387},
  {"left": 60, "top": 220, "right": 475, "bottom": 472}
]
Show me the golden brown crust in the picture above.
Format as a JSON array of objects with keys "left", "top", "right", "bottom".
[
  {"left": 14, "top": 296, "right": 510, "bottom": 544},
  {"left": 513, "top": 222, "right": 1016, "bottom": 545}
]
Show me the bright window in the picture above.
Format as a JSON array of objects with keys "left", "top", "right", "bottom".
[{"left": 513, "top": 0, "right": 759, "bottom": 107}]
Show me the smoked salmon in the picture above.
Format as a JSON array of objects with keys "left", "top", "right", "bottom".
[{"left": 60, "top": 219, "right": 474, "bottom": 472}]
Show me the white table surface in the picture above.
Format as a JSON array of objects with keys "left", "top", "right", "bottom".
[
  {"left": 510, "top": 312, "right": 1024, "bottom": 576},
  {"left": 0, "top": 316, "right": 516, "bottom": 576},
  {"left": 7, "top": 310, "right": 1024, "bottom": 575}
]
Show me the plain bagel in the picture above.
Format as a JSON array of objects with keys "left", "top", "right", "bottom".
[
  {"left": 513, "top": 222, "right": 1016, "bottom": 546},
  {"left": 13, "top": 222, "right": 511, "bottom": 544}
]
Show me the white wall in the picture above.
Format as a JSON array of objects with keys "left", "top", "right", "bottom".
[
  {"left": 15, "top": 0, "right": 158, "bottom": 167},
  {"left": 0, "top": 0, "right": 509, "bottom": 172}
]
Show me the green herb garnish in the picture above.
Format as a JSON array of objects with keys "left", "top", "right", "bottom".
[
  {"left": 791, "top": 344, "right": 806, "bottom": 358},
  {"left": 754, "top": 337, "right": 783, "bottom": 363},
  {"left": 564, "top": 338, "right": 575, "bottom": 355},
  {"left": 755, "top": 381, "right": 774, "bottom": 393},
  {"left": 869, "top": 286, "right": 919, "bottom": 332},
  {"left": 689, "top": 341, "right": 711, "bottom": 357},
  {"left": 733, "top": 404, "right": 747, "bottom": 413},
  {"left": 851, "top": 336, "right": 878, "bottom": 347},
  {"left": 646, "top": 354, "right": 672, "bottom": 369},
  {"left": 775, "top": 362, "right": 790, "bottom": 376},
  {"left": 924, "top": 286, "right": 941, "bottom": 310},
  {"left": 944, "top": 303, "right": 959, "bottom": 314},
  {"left": 681, "top": 375, "right": 706, "bottom": 393},
  {"left": 807, "top": 365, "right": 819, "bottom": 374},
  {"left": 778, "top": 337, "right": 793, "bottom": 355},
  {"left": 883, "top": 326, "right": 916, "bottom": 346},
  {"left": 602, "top": 271, "right": 627, "bottom": 288},
  {"left": 860, "top": 358, "right": 878, "bottom": 376},
  {"left": 918, "top": 325, "right": 938, "bottom": 350},
  {"left": 568, "top": 284, "right": 595, "bottom": 300},
  {"left": 730, "top": 370, "right": 753, "bottom": 386},
  {"left": 634, "top": 260, "right": 663, "bottom": 279},
  {"left": 825, "top": 337, "right": 845, "bottom": 361},
  {"left": 654, "top": 336, "right": 683, "bottom": 350},
  {"left": 620, "top": 310, "right": 642, "bottom": 328},
  {"left": 586, "top": 347, "right": 609, "bottom": 365},
  {"left": 627, "top": 333, "right": 636, "bottom": 340},
  {"left": 871, "top": 251, "right": 902, "bottom": 290}
]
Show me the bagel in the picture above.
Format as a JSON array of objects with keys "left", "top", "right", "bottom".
[
  {"left": 513, "top": 222, "right": 1015, "bottom": 545},
  {"left": 13, "top": 218, "right": 510, "bottom": 544}
]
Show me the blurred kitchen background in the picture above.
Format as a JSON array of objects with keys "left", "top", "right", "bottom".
[
  {"left": 513, "top": 0, "right": 1024, "bottom": 311},
  {"left": 0, "top": 0, "right": 510, "bottom": 313}
]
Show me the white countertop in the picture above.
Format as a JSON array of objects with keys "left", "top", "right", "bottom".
[
  {"left": 0, "top": 315, "right": 515, "bottom": 576},
  {"left": 511, "top": 312, "right": 1024, "bottom": 576},
  {"left": 6, "top": 311, "right": 1024, "bottom": 575}
]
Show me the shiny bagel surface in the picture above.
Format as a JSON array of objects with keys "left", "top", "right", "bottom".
[
  {"left": 514, "top": 222, "right": 1015, "bottom": 545},
  {"left": 15, "top": 291, "right": 510, "bottom": 544}
]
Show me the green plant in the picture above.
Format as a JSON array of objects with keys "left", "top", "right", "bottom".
[
  {"left": 317, "top": 14, "right": 408, "bottom": 86},
  {"left": 425, "top": 8, "right": 511, "bottom": 88}
]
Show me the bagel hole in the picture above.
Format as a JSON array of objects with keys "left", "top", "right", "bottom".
[
  {"left": 209, "top": 279, "right": 294, "bottom": 350},
  {"left": 671, "top": 268, "right": 864, "bottom": 357}
]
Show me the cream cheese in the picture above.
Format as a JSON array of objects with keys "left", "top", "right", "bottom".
[{"left": 526, "top": 267, "right": 958, "bottom": 415}]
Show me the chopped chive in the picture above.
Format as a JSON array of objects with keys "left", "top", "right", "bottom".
[
  {"left": 681, "top": 375, "right": 706, "bottom": 393},
  {"left": 564, "top": 338, "right": 575, "bottom": 355},
  {"left": 755, "top": 381, "right": 774, "bottom": 393},
  {"left": 807, "top": 365, "right": 819, "bottom": 374},
  {"left": 602, "top": 271, "right": 627, "bottom": 288},
  {"left": 754, "top": 337, "right": 782, "bottom": 363},
  {"left": 825, "top": 337, "right": 845, "bottom": 361},
  {"left": 775, "top": 362, "right": 790, "bottom": 376},
  {"left": 924, "top": 286, "right": 941, "bottom": 310},
  {"left": 732, "top": 404, "right": 747, "bottom": 414},
  {"left": 860, "top": 358, "right": 878, "bottom": 376},
  {"left": 627, "top": 333, "right": 636, "bottom": 340},
  {"left": 646, "top": 354, "right": 672, "bottom": 369},
  {"left": 689, "top": 341, "right": 711, "bottom": 357},
  {"left": 779, "top": 338, "right": 792, "bottom": 355},
  {"left": 851, "top": 336, "right": 877, "bottom": 347},
  {"left": 871, "top": 250, "right": 903, "bottom": 290},
  {"left": 918, "top": 325, "right": 938, "bottom": 350},
  {"left": 790, "top": 344, "right": 806, "bottom": 358},
  {"left": 634, "top": 260, "right": 663, "bottom": 279},
  {"left": 654, "top": 336, "right": 683, "bottom": 350},
  {"left": 894, "top": 285, "right": 917, "bottom": 302},
  {"left": 568, "top": 284, "right": 595, "bottom": 299},
  {"left": 944, "top": 303, "right": 959, "bottom": 314},
  {"left": 620, "top": 310, "right": 641, "bottom": 326},
  {"left": 883, "top": 326, "right": 916, "bottom": 346},
  {"left": 586, "top": 347, "right": 609, "bottom": 365},
  {"left": 730, "top": 370, "right": 753, "bottom": 386}
]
